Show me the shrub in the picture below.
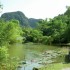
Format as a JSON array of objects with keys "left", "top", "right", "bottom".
[
  {"left": 0, "top": 46, "right": 19, "bottom": 70},
  {"left": 0, "top": 46, "right": 9, "bottom": 63}
]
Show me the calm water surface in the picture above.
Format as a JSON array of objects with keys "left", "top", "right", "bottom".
[{"left": 8, "top": 43, "right": 60, "bottom": 70}]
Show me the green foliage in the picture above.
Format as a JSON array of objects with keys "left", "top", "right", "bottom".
[
  {"left": 0, "top": 46, "right": 9, "bottom": 63},
  {"left": 37, "top": 18, "right": 67, "bottom": 44},
  {"left": 0, "top": 19, "right": 9, "bottom": 45},
  {"left": 41, "top": 36, "right": 53, "bottom": 45},
  {"left": 2, "top": 6, "right": 70, "bottom": 44},
  {"left": 64, "top": 6, "right": 70, "bottom": 17},
  {"left": 0, "top": 19, "right": 23, "bottom": 69},
  {"left": 22, "top": 27, "right": 43, "bottom": 43},
  {"left": 0, "top": 46, "right": 19, "bottom": 70},
  {"left": 64, "top": 19, "right": 70, "bottom": 42},
  {"left": 7, "top": 20, "right": 23, "bottom": 43},
  {"left": 21, "top": 6, "right": 70, "bottom": 44},
  {"left": 0, "top": 19, "right": 23, "bottom": 45}
]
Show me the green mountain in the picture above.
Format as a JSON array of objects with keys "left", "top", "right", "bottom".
[
  {"left": 1, "top": 11, "right": 40, "bottom": 28},
  {"left": 28, "top": 18, "right": 40, "bottom": 28},
  {"left": 1, "top": 11, "right": 29, "bottom": 26}
]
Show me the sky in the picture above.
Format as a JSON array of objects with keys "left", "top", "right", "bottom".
[{"left": 0, "top": 0, "right": 70, "bottom": 19}]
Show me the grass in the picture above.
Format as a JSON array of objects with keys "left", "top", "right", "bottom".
[{"left": 39, "top": 63, "right": 70, "bottom": 70}]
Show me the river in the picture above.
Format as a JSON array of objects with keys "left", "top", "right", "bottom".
[{"left": 8, "top": 43, "right": 61, "bottom": 70}]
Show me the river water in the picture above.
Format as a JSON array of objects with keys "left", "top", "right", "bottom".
[{"left": 8, "top": 43, "right": 60, "bottom": 70}]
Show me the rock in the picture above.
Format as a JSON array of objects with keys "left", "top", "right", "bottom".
[
  {"left": 17, "top": 65, "right": 22, "bottom": 68},
  {"left": 19, "top": 61, "right": 26, "bottom": 65},
  {"left": 22, "top": 61, "right": 26, "bottom": 64},
  {"left": 33, "top": 67, "right": 39, "bottom": 70},
  {"left": 65, "top": 52, "right": 70, "bottom": 63}
]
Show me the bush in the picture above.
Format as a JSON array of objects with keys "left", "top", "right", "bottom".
[
  {"left": 0, "top": 46, "right": 19, "bottom": 70},
  {"left": 41, "top": 36, "right": 53, "bottom": 45},
  {"left": 0, "top": 46, "right": 9, "bottom": 63}
]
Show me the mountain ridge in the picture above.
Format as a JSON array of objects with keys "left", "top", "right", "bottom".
[{"left": 1, "top": 11, "right": 41, "bottom": 28}]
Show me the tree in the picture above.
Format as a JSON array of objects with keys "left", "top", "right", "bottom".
[
  {"left": 22, "top": 27, "right": 43, "bottom": 43},
  {"left": 0, "top": 46, "right": 9, "bottom": 63},
  {"left": 7, "top": 20, "right": 23, "bottom": 44},
  {"left": 0, "top": 19, "right": 23, "bottom": 45},
  {"left": 37, "top": 15, "right": 67, "bottom": 44}
]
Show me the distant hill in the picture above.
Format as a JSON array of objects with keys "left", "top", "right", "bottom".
[
  {"left": 28, "top": 18, "right": 40, "bottom": 28},
  {"left": 1, "top": 11, "right": 29, "bottom": 27},
  {"left": 1, "top": 11, "right": 41, "bottom": 28}
]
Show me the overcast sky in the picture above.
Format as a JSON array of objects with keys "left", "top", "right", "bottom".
[{"left": 1, "top": 0, "right": 70, "bottom": 19}]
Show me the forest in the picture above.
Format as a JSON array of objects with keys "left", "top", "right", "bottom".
[{"left": 0, "top": 4, "right": 70, "bottom": 70}]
